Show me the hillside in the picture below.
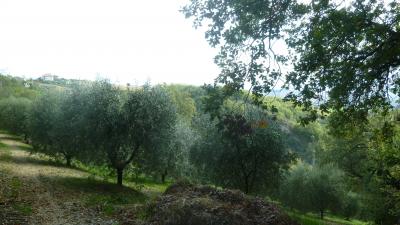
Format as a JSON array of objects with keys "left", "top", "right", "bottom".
[
  {"left": 0, "top": 132, "right": 127, "bottom": 224},
  {"left": 1, "top": 133, "right": 372, "bottom": 225},
  {"left": 0, "top": 74, "right": 391, "bottom": 224},
  {"left": 0, "top": 133, "right": 302, "bottom": 225}
]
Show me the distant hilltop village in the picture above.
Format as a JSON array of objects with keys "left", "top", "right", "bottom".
[
  {"left": 36, "top": 74, "right": 90, "bottom": 86},
  {"left": 39, "top": 73, "right": 58, "bottom": 82}
]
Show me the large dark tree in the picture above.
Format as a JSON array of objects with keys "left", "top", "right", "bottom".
[{"left": 183, "top": 0, "right": 400, "bottom": 125}]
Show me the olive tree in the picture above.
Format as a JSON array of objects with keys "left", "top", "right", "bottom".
[
  {"left": 0, "top": 97, "right": 32, "bottom": 140},
  {"left": 341, "top": 191, "right": 360, "bottom": 220},
  {"left": 281, "top": 163, "right": 345, "bottom": 219},
  {"left": 83, "top": 81, "right": 176, "bottom": 186},
  {"left": 139, "top": 118, "right": 195, "bottom": 183},
  {"left": 52, "top": 85, "right": 88, "bottom": 166},
  {"left": 191, "top": 103, "right": 293, "bottom": 194},
  {"left": 28, "top": 88, "right": 84, "bottom": 166},
  {"left": 28, "top": 90, "right": 63, "bottom": 156},
  {"left": 280, "top": 162, "right": 310, "bottom": 211}
]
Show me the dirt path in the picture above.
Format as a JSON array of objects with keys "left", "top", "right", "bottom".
[{"left": 0, "top": 134, "right": 117, "bottom": 225}]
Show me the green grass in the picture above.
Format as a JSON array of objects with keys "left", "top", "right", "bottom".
[
  {"left": 41, "top": 175, "right": 149, "bottom": 216},
  {"left": 10, "top": 176, "right": 22, "bottom": 189},
  {"left": 74, "top": 161, "right": 114, "bottom": 180},
  {"left": 82, "top": 184, "right": 147, "bottom": 216},
  {"left": 0, "top": 141, "right": 12, "bottom": 162},
  {"left": 1, "top": 176, "right": 24, "bottom": 200},
  {"left": 72, "top": 160, "right": 171, "bottom": 198},
  {"left": 288, "top": 211, "right": 368, "bottom": 225},
  {"left": 12, "top": 203, "right": 33, "bottom": 215},
  {"left": 0, "top": 172, "right": 32, "bottom": 216},
  {"left": 30, "top": 146, "right": 170, "bottom": 200},
  {"left": 0, "top": 141, "right": 7, "bottom": 148},
  {"left": 129, "top": 176, "right": 171, "bottom": 193},
  {"left": 0, "top": 150, "right": 12, "bottom": 161}
]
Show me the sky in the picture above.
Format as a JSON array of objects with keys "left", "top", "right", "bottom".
[{"left": 0, "top": 0, "right": 220, "bottom": 85}]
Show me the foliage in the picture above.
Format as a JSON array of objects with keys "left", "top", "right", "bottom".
[
  {"left": 81, "top": 81, "right": 177, "bottom": 186},
  {"left": 191, "top": 101, "right": 292, "bottom": 194},
  {"left": 269, "top": 97, "right": 325, "bottom": 163},
  {"left": 165, "top": 84, "right": 206, "bottom": 112},
  {"left": 202, "top": 85, "right": 323, "bottom": 163},
  {"left": 28, "top": 87, "right": 85, "bottom": 166},
  {"left": 280, "top": 162, "right": 310, "bottom": 211},
  {"left": 281, "top": 163, "right": 345, "bottom": 219},
  {"left": 28, "top": 90, "right": 64, "bottom": 156},
  {"left": 27, "top": 80, "right": 177, "bottom": 185},
  {"left": 340, "top": 191, "right": 360, "bottom": 220},
  {"left": 139, "top": 118, "right": 195, "bottom": 183},
  {"left": 54, "top": 85, "right": 89, "bottom": 166},
  {"left": 317, "top": 114, "right": 400, "bottom": 224},
  {"left": 2, "top": 74, "right": 394, "bottom": 223},
  {"left": 0, "top": 97, "right": 32, "bottom": 139},
  {"left": 0, "top": 75, "right": 39, "bottom": 100},
  {"left": 183, "top": 0, "right": 400, "bottom": 126},
  {"left": 166, "top": 85, "right": 197, "bottom": 122}
]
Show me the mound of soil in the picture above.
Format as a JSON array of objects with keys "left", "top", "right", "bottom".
[{"left": 144, "top": 182, "right": 298, "bottom": 225}]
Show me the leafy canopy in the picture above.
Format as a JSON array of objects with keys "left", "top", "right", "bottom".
[{"left": 183, "top": 0, "right": 400, "bottom": 125}]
